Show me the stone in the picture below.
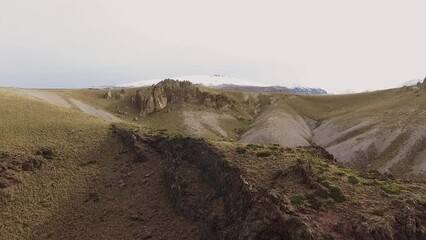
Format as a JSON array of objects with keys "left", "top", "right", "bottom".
[
  {"left": 36, "top": 147, "right": 56, "bottom": 160},
  {"left": 105, "top": 90, "right": 112, "bottom": 99}
]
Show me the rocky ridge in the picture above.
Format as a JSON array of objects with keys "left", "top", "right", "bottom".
[
  {"left": 112, "top": 124, "right": 426, "bottom": 240},
  {"left": 134, "top": 79, "right": 234, "bottom": 116}
]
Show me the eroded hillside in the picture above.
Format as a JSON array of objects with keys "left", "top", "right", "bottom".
[
  {"left": 55, "top": 79, "right": 426, "bottom": 180},
  {"left": 99, "top": 124, "right": 426, "bottom": 239},
  {"left": 1, "top": 87, "right": 426, "bottom": 239}
]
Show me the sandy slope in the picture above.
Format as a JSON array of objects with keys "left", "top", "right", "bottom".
[
  {"left": 182, "top": 111, "right": 234, "bottom": 139},
  {"left": 14, "top": 89, "right": 120, "bottom": 121},
  {"left": 240, "top": 108, "right": 311, "bottom": 147},
  {"left": 235, "top": 90, "right": 426, "bottom": 178},
  {"left": 68, "top": 98, "right": 118, "bottom": 121},
  {"left": 17, "top": 89, "right": 74, "bottom": 108}
]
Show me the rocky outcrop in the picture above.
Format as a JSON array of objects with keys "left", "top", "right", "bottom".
[
  {"left": 112, "top": 126, "right": 313, "bottom": 239},
  {"left": 104, "top": 90, "right": 112, "bottom": 99},
  {"left": 112, "top": 125, "right": 426, "bottom": 240},
  {"left": 104, "top": 89, "right": 125, "bottom": 100},
  {"left": 134, "top": 79, "right": 233, "bottom": 116},
  {"left": 152, "top": 137, "right": 314, "bottom": 239},
  {"left": 421, "top": 77, "right": 426, "bottom": 90}
]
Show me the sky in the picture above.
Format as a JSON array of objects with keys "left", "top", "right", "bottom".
[{"left": 0, "top": 0, "right": 425, "bottom": 93}]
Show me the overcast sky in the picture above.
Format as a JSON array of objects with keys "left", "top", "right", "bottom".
[{"left": 0, "top": 0, "right": 425, "bottom": 93}]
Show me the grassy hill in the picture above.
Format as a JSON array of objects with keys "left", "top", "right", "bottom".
[
  {"left": 55, "top": 82, "right": 426, "bottom": 180},
  {"left": 3, "top": 82, "right": 426, "bottom": 239},
  {"left": 0, "top": 89, "right": 198, "bottom": 239}
]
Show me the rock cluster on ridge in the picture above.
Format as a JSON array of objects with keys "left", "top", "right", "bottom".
[{"left": 134, "top": 79, "right": 233, "bottom": 116}]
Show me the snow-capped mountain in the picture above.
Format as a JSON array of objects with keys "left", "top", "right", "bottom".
[
  {"left": 400, "top": 79, "right": 423, "bottom": 87},
  {"left": 215, "top": 84, "right": 327, "bottom": 95},
  {"left": 118, "top": 75, "right": 327, "bottom": 95}
]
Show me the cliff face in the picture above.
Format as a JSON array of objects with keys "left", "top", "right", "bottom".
[{"left": 134, "top": 79, "right": 233, "bottom": 116}]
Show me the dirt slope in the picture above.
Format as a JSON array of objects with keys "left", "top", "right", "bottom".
[
  {"left": 13, "top": 89, "right": 120, "bottom": 121},
  {"left": 240, "top": 107, "right": 311, "bottom": 147},
  {"left": 282, "top": 88, "right": 426, "bottom": 178},
  {"left": 220, "top": 87, "right": 426, "bottom": 179}
]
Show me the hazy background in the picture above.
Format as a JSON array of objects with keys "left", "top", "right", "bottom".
[{"left": 0, "top": 0, "right": 425, "bottom": 93}]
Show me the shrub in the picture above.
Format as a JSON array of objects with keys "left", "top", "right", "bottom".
[
  {"left": 247, "top": 144, "right": 264, "bottom": 149},
  {"left": 380, "top": 184, "right": 402, "bottom": 195},
  {"left": 371, "top": 209, "right": 386, "bottom": 217},
  {"left": 348, "top": 176, "right": 359, "bottom": 184},
  {"left": 235, "top": 147, "right": 247, "bottom": 154},
  {"left": 268, "top": 145, "right": 280, "bottom": 151},
  {"left": 256, "top": 151, "right": 272, "bottom": 157},
  {"left": 329, "top": 186, "right": 345, "bottom": 202},
  {"left": 304, "top": 192, "right": 316, "bottom": 200},
  {"left": 307, "top": 197, "right": 322, "bottom": 210},
  {"left": 290, "top": 195, "right": 304, "bottom": 205},
  {"left": 361, "top": 179, "right": 379, "bottom": 186}
]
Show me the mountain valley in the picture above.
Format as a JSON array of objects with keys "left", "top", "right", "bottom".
[{"left": 2, "top": 79, "right": 426, "bottom": 239}]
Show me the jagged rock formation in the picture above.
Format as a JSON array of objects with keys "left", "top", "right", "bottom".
[
  {"left": 134, "top": 79, "right": 233, "bottom": 116},
  {"left": 104, "top": 89, "right": 125, "bottom": 99}
]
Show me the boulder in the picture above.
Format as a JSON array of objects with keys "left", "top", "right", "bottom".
[
  {"left": 36, "top": 147, "right": 56, "bottom": 160},
  {"left": 105, "top": 90, "right": 112, "bottom": 99}
]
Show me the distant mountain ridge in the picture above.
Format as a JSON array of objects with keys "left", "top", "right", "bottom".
[
  {"left": 401, "top": 79, "right": 423, "bottom": 87},
  {"left": 215, "top": 84, "right": 327, "bottom": 95},
  {"left": 119, "top": 75, "right": 328, "bottom": 95}
]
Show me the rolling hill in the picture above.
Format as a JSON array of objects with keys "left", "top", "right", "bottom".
[
  {"left": 1, "top": 79, "right": 426, "bottom": 239},
  {"left": 57, "top": 79, "right": 426, "bottom": 180}
]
